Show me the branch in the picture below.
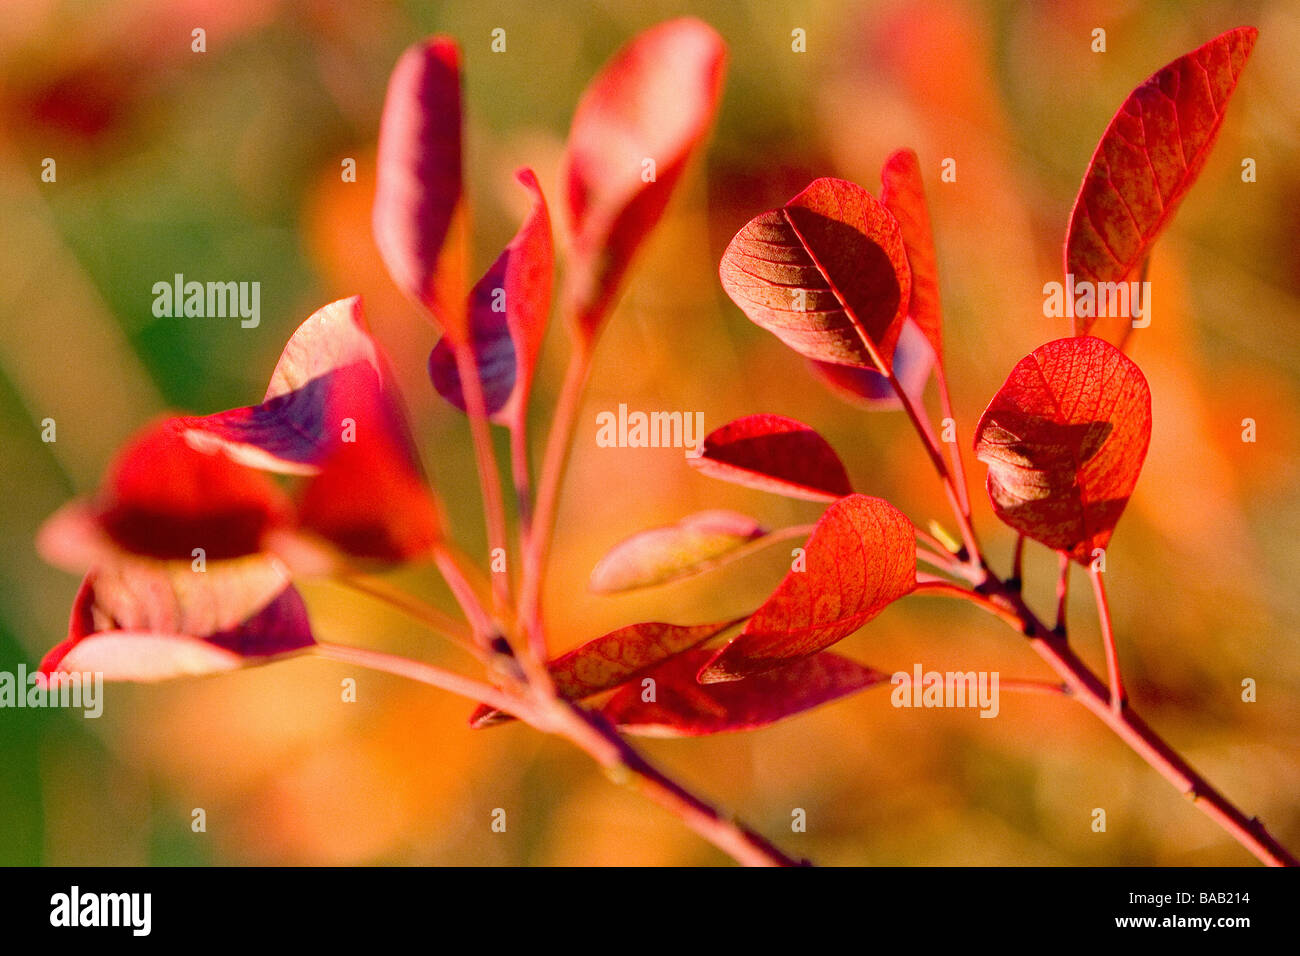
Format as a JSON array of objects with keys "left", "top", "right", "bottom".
[
  {"left": 928, "top": 576, "right": 1299, "bottom": 867},
  {"left": 538, "top": 699, "right": 806, "bottom": 866},
  {"left": 317, "top": 639, "right": 802, "bottom": 866}
]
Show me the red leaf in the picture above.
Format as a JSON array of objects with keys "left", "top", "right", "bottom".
[
  {"left": 562, "top": 18, "right": 726, "bottom": 342},
  {"left": 292, "top": 374, "right": 442, "bottom": 565},
  {"left": 880, "top": 148, "right": 943, "bottom": 360},
  {"left": 469, "top": 618, "right": 740, "bottom": 728},
  {"left": 37, "top": 417, "right": 292, "bottom": 568},
  {"left": 809, "top": 317, "right": 934, "bottom": 410},
  {"left": 428, "top": 168, "right": 554, "bottom": 426},
  {"left": 602, "top": 648, "right": 889, "bottom": 737},
  {"left": 41, "top": 571, "right": 313, "bottom": 683},
  {"left": 373, "top": 36, "right": 467, "bottom": 333},
  {"left": 719, "top": 177, "right": 911, "bottom": 373},
  {"left": 687, "top": 414, "right": 853, "bottom": 502},
  {"left": 178, "top": 297, "right": 385, "bottom": 474},
  {"left": 700, "top": 494, "right": 915, "bottom": 682},
  {"left": 1065, "top": 27, "right": 1257, "bottom": 337},
  {"left": 589, "top": 510, "right": 767, "bottom": 593},
  {"left": 973, "top": 336, "right": 1152, "bottom": 563}
]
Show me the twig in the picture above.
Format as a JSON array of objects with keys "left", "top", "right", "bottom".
[
  {"left": 1054, "top": 552, "right": 1070, "bottom": 634},
  {"left": 316, "top": 638, "right": 801, "bottom": 866},
  {"left": 452, "top": 342, "right": 513, "bottom": 614},
  {"left": 888, "top": 368, "right": 983, "bottom": 568},
  {"left": 314, "top": 642, "right": 520, "bottom": 715},
  {"left": 1090, "top": 564, "right": 1126, "bottom": 713},
  {"left": 931, "top": 575, "right": 1298, "bottom": 867},
  {"left": 519, "top": 347, "right": 592, "bottom": 654},
  {"left": 1010, "top": 534, "right": 1026, "bottom": 590}
]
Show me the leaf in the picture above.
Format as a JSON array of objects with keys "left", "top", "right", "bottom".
[
  {"left": 687, "top": 414, "right": 853, "bottom": 502},
  {"left": 562, "top": 18, "right": 726, "bottom": 342},
  {"left": 291, "top": 376, "right": 442, "bottom": 564},
  {"left": 810, "top": 317, "right": 934, "bottom": 410},
  {"left": 373, "top": 36, "right": 467, "bottom": 334},
  {"left": 880, "top": 148, "right": 943, "bottom": 359},
  {"left": 719, "top": 177, "right": 911, "bottom": 373},
  {"left": 700, "top": 494, "right": 915, "bottom": 682},
  {"left": 602, "top": 648, "right": 889, "bottom": 737},
  {"left": 178, "top": 297, "right": 385, "bottom": 474},
  {"left": 428, "top": 168, "right": 554, "bottom": 426},
  {"left": 589, "top": 510, "right": 767, "bottom": 593},
  {"left": 41, "top": 573, "right": 314, "bottom": 683},
  {"left": 178, "top": 297, "right": 442, "bottom": 567},
  {"left": 1065, "top": 26, "right": 1257, "bottom": 337},
  {"left": 469, "top": 618, "right": 740, "bottom": 728},
  {"left": 69, "top": 554, "right": 296, "bottom": 638},
  {"left": 37, "top": 418, "right": 292, "bottom": 569},
  {"left": 973, "top": 336, "right": 1152, "bottom": 563}
]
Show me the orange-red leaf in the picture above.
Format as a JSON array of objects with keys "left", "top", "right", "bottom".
[
  {"left": 700, "top": 494, "right": 915, "bottom": 682},
  {"left": 1065, "top": 27, "right": 1257, "bottom": 338},
  {"left": 881, "top": 148, "right": 943, "bottom": 360},
  {"left": 687, "top": 414, "right": 853, "bottom": 502},
  {"left": 602, "top": 648, "right": 889, "bottom": 737},
  {"left": 973, "top": 336, "right": 1152, "bottom": 563},
  {"left": 562, "top": 18, "right": 726, "bottom": 343},
  {"left": 469, "top": 618, "right": 740, "bottom": 728},
  {"left": 719, "top": 177, "right": 911, "bottom": 372}
]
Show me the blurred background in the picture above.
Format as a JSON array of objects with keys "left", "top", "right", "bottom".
[{"left": 1, "top": 0, "right": 1297, "bottom": 865}]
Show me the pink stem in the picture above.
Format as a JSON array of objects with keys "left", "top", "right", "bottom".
[{"left": 1090, "top": 565, "right": 1126, "bottom": 713}]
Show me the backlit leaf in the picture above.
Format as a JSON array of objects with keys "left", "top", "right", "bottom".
[
  {"left": 603, "top": 648, "right": 889, "bottom": 737},
  {"left": 973, "top": 336, "right": 1152, "bottom": 563},
  {"left": 687, "top": 414, "right": 852, "bottom": 502},
  {"left": 588, "top": 510, "right": 766, "bottom": 593},
  {"left": 178, "top": 297, "right": 384, "bottom": 474},
  {"left": 809, "top": 317, "right": 934, "bottom": 410},
  {"left": 562, "top": 18, "right": 726, "bottom": 343},
  {"left": 880, "top": 148, "right": 943, "bottom": 359},
  {"left": 719, "top": 177, "right": 911, "bottom": 372},
  {"left": 1065, "top": 27, "right": 1257, "bottom": 338},
  {"left": 700, "top": 495, "right": 915, "bottom": 681},
  {"left": 469, "top": 618, "right": 740, "bottom": 728}
]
